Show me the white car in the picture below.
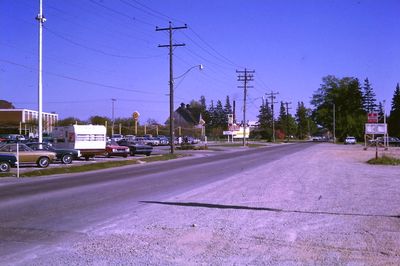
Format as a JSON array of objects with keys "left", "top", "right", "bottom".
[{"left": 344, "top": 136, "right": 356, "bottom": 145}]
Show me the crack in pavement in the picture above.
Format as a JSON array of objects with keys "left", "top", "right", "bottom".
[{"left": 140, "top": 201, "right": 400, "bottom": 219}]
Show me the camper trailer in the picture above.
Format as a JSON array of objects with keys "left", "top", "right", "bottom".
[{"left": 52, "top": 125, "right": 106, "bottom": 160}]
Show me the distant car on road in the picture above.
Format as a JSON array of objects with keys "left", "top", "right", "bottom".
[
  {"left": 26, "top": 142, "right": 81, "bottom": 164},
  {"left": 0, "top": 153, "right": 17, "bottom": 172},
  {"left": 0, "top": 143, "right": 56, "bottom": 168},
  {"left": 117, "top": 139, "right": 153, "bottom": 156},
  {"left": 344, "top": 136, "right": 356, "bottom": 145},
  {"left": 105, "top": 141, "right": 130, "bottom": 158}
]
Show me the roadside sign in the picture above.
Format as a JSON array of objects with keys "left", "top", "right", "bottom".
[
  {"left": 367, "top": 113, "right": 378, "bottom": 123},
  {"left": 365, "top": 123, "right": 387, "bottom": 134},
  {"left": 133, "top": 111, "right": 140, "bottom": 121}
]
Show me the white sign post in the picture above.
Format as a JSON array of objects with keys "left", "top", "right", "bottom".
[{"left": 16, "top": 142, "right": 20, "bottom": 178}]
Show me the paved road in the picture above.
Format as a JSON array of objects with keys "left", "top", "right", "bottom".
[{"left": 0, "top": 142, "right": 312, "bottom": 262}]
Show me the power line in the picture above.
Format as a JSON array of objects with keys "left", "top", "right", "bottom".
[
  {"left": 0, "top": 59, "right": 156, "bottom": 95},
  {"left": 44, "top": 26, "right": 163, "bottom": 60}
]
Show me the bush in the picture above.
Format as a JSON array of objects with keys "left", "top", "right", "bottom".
[{"left": 367, "top": 155, "right": 400, "bottom": 165}]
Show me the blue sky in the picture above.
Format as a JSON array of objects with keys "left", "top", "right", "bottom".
[{"left": 1, "top": 0, "right": 399, "bottom": 124}]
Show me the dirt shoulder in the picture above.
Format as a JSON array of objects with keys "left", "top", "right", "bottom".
[{"left": 24, "top": 143, "right": 400, "bottom": 265}]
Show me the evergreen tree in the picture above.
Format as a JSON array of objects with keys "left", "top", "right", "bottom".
[
  {"left": 224, "top": 95, "right": 233, "bottom": 117},
  {"left": 256, "top": 98, "right": 273, "bottom": 139},
  {"left": 214, "top": 100, "right": 226, "bottom": 127},
  {"left": 362, "top": 78, "right": 377, "bottom": 113},
  {"left": 377, "top": 102, "right": 385, "bottom": 123},
  {"left": 295, "top": 102, "right": 309, "bottom": 139},
  {"left": 388, "top": 83, "right": 400, "bottom": 136}
]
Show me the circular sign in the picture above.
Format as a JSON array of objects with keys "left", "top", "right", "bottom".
[{"left": 133, "top": 111, "right": 140, "bottom": 120}]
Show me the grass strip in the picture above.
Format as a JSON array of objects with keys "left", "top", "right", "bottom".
[
  {"left": 367, "top": 155, "right": 400, "bottom": 165},
  {"left": 1, "top": 154, "right": 185, "bottom": 178}
]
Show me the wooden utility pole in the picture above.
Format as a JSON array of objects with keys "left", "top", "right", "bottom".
[
  {"left": 284, "top": 101, "right": 292, "bottom": 142},
  {"left": 265, "top": 91, "right": 279, "bottom": 142},
  {"left": 236, "top": 69, "right": 255, "bottom": 146},
  {"left": 156, "top": 22, "right": 187, "bottom": 154}
]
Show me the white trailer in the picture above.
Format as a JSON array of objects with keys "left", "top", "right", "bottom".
[{"left": 52, "top": 125, "right": 106, "bottom": 160}]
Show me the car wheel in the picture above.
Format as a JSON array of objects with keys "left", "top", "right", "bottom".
[
  {"left": 61, "top": 154, "right": 73, "bottom": 164},
  {"left": 37, "top": 157, "right": 50, "bottom": 168},
  {"left": 123, "top": 154, "right": 128, "bottom": 158},
  {"left": 0, "top": 162, "right": 10, "bottom": 172},
  {"left": 146, "top": 153, "right": 151, "bottom": 156},
  {"left": 105, "top": 152, "right": 111, "bottom": 158}
]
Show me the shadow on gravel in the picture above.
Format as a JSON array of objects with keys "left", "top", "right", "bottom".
[{"left": 140, "top": 201, "right": 400, "bottom": 219}]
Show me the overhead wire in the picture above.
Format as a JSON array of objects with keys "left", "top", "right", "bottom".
[{"left": 0, "top": 59, "right": 157, "bottom": 95}]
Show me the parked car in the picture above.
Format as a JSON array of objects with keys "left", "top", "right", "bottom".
[
  {"left": 144, "top": 137, "right": 160, "bottom": 146},
  {"left": 26, "top": 142, "right": 81, "bottom": 164},
  {"left": 0, "top": 153, "right": 17, "bottom": 172},
  {"left": 105, "top": 140, "right": 130, "bottom": 158},
  {"left": 117, "top": 139, "right": 153, "bottom": 156},
  {"left": 0, "top": 143, "right": 56, "bottom": 168},
  {"left": 0, "top": 134, "right": 26, "bottom": 143},
  {"left": 156, "top": 135, "right": 169, "bottom": 145},
  {"left": 369, "top": 136, "right": 400, "bottom": 147},
  {"left": 111, "top": 134, "right": 124, "bottom": 142},
  {"left": 344, "top": 136, "right": 356, "bottom": 145}
]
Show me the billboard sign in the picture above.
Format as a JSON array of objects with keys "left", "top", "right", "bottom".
[{"left": 365, "top": 123, "right": 387, "bottom": 134}]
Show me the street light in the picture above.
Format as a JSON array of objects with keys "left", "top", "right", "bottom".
[{"left": 168, "top": 64, "right": 203, "bottom": 154}]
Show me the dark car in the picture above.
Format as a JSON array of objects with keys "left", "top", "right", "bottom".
[
  {"left": 0, "top": 153, "right": 17, "bottom": 172},
  {"left": 117, "top": 139, "right": 153, "bottom": 156},
  {"left": 26, "top": 142, "right": 81, "bottom": 164},
  {"left": 369, "top": 136, "right": 400, "bottom": 147},
  {"left": 105, "top": 140, "right": 130, "bottom": 158}
]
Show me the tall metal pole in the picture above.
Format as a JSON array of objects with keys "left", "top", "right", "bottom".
[
  {"left": 111, "top": 98, "right": 116, "bottom": 136},
  {"left": 36, "top": 0, "right": 45, "bottom": 143}
]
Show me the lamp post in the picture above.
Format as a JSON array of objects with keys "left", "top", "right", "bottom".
[
  {"left": 111, "top": 98, "right": 116, "bottom": 136},
  {"left": 36, "top": 0, "right": 46, "bottom": 143},
  {"left": 168, "top": 64, "right": 203, "bottom": 154}
]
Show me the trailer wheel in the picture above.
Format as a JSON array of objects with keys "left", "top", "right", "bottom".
[{"left": 0, "top": 162, "right": 10, "bottom": 172}]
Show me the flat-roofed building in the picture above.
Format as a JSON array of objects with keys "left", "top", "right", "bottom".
[{"left": 0, "top": 109, "right": 58, "bottom": 135}]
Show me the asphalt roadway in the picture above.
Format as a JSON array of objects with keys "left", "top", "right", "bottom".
[{"left": 0, "top": 142, "right": 312, "bottom": 262}]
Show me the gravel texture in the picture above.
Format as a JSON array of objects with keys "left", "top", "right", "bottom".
[{"left": 19, "top": 144, "right": 400, "bottom": 265}]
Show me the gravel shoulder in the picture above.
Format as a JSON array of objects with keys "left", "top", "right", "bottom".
[{"left": 13, "top": 143, "right": 400, "bottom": 265}]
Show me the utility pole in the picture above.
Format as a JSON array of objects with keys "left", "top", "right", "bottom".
[
  {"left": 265, "top": 91, "right": 279, "bottom": 142},
  {"left": 333, "top": 103, "right": 336, "bottom": 143},
  {"left": 111, "top": 98, "right": 116, "bottom": 136},
  {"left": 36, "top": 0, "right": 46, "bottom": 143},
  {"left": 284, "top": 102, "right": 292, "bottom": 142},
  {"left": 156, "top": 21, "right": 187, "bottom": 154},
  {"left": 236, "top": 69, "right": 255, "bottom": 147}
]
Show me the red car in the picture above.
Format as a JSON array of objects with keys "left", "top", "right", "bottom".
[{"left": 105, "top": 141, "right": 130, "bottom": 158}]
